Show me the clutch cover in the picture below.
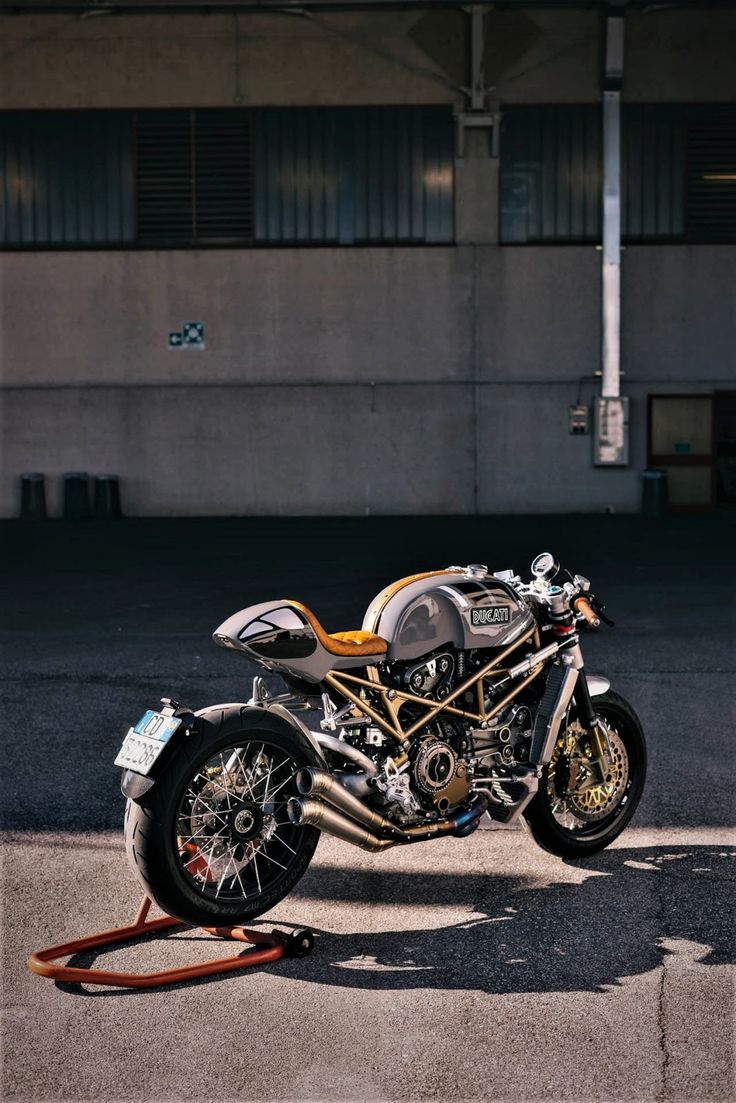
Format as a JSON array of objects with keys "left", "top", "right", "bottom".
[{"left": 412, "top": 739, "right": 470, "bottom": 813}]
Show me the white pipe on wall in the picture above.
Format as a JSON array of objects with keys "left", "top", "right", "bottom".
[{"left": 601, "top": 13, "right": 624, "bottom": 399}]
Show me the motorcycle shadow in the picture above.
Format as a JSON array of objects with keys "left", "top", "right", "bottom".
[
  {"left": 278, "top": 843, "right": 735, "bottom": 996},
  {"left": 55, "top": 843, "right": 733, "bottom": 998}
]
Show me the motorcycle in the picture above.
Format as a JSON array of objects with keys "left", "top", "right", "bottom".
[{"left": 116, "top": 553, "right": 646, "bottom": 926}]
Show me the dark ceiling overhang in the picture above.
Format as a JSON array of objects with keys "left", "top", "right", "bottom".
[{"left": 3, "top": 0, "right": 736, "bottom": 13}]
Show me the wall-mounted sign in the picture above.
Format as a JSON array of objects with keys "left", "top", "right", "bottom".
[
  {"left": 169, "top": 323, "right": 205, "bottom": 349},
  {"left": 594, "top": 396, "right": 629, "bottom": 466},
  {"left": 183, "top": 322, "right": 205, "bottom": 347}
]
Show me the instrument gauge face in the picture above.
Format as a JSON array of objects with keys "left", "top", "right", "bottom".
[{"left": 531, "top": 552, "right": 558, "bottom": 580}]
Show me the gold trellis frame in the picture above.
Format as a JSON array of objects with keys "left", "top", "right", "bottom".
[{"left": 323, "top": 624, "right": 543, "bottom": 746}]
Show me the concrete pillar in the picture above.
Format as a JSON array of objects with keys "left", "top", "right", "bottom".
[{"left": 454, "top": 128, "right": 499, "bottom": 245}]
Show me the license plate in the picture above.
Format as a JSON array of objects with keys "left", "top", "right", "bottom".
[{"left": 114, "top": 709, "right": 182, "bottom": 776}]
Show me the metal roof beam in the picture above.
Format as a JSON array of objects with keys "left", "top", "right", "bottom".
[{"left": 3, "top": 0, "right": 736, "bottom": 14}]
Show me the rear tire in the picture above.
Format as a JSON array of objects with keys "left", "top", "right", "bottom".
[
  {"left": 523, "top": 689, "right": 646, "bottom": 858},
  {"left": 124, "top": 706, "right": 322, "bottom": 926}
]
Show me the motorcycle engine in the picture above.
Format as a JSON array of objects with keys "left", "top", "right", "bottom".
[
  {"left": 471, "top": 704, "right": 534, "bottom": 768},
  {"left": 375, "top": 651, "right": 533, "bottom": 819},
  {"left": 385, "top": 652, "right": 470, "bottom": 813}
]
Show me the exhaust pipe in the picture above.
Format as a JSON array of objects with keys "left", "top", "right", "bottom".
[
  {"left": 296, "top": 768, "right": 399, "bottom": 837},
  {"left": 290, "top": 768, "right": 488, "bottom": 851},
  {"left": 287, "top": 797, "right": 396, "bottom": 852}
]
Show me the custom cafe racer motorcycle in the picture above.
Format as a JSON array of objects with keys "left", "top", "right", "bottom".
[{"left": 117, "top": 554, "right": 646, "bottom": 926}]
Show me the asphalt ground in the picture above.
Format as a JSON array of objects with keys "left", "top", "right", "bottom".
[{"left": 1, "top": 513, "right": 735, "bottom": 1103}]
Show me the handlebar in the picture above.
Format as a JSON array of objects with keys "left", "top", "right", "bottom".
[
  {"left": 507, "top": 553, "right": 614, "bottom": 630},
  {"left": 573, "top": 595, "right": 601, "bottom": 629}
]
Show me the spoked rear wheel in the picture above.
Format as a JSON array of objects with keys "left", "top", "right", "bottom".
[
  {"left": 523, "top": 689, "right": 647, "bottom": 858},
  {"left": 125, "top": 707, "right": 321, "bottom": 926}
]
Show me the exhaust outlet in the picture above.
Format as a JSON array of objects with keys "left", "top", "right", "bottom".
[
  {"left": 287, "top": 797, "right": 396, "bottom": 853},
  {"left": 296, "top": 768, "right": 399, "bottom": 837},
  {"left": 290, "top": 765, "right": 490, "bottom": 853}
]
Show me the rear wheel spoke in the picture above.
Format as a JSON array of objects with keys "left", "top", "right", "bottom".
[
  {"left": 271, "top": 831, "right": 297, "bottom": 856},
  {"left": 252, "top": 850, "right": 263, "bottom": 895}
]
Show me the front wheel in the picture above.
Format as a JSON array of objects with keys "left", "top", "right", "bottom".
[
  {"left": 124, "top": 706, "right": 322, "bottom": 926},
  {"left": 523, "top": 689, "right": 647, "bottom": 858}
]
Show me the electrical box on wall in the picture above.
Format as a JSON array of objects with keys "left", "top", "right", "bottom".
[
  {"left": 594, "top": 397, "right": 629, "bottom": 465},
  {"left": 569, "top": 404, "right": 590, "bottom": 435}
]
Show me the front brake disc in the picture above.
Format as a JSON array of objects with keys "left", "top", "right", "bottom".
[{"left": 548, "top": 723, "right": 629, "bottom": 822}]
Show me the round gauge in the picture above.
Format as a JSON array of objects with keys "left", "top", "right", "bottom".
[{"left": 531, "top": 551, "right": 559, "bottom": 580}]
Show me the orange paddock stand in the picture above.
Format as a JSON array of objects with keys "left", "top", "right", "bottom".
[{"left": 28, "top": 896, "right": 314, "bottom": 989}]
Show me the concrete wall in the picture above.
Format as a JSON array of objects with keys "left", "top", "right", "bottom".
[
  {"left": 3, "top": 244, "right": 732, "bottom": 516},
  {"left": 4, "top": 9, "right": 735, "bottom": 111},
  {"left": 0, "top": 13, "right": 460, "bottom": 110},
  {"left": 2, "top": 8, "right": 736, "bottom": 516}
]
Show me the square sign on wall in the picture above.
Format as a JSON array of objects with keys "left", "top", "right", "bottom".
[
  {"left": 182, "top": 322, "right": 205, "bottom": 348},
  {"left": 169, "top": 323, "right": 205, "bottom": 349}
]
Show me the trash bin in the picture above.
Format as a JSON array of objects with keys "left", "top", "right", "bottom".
[
  {"left": 641, "top": 468, "right": 669, "bottom": 517},
  {"left": 93, "top": 475, "right": 122, "bottom": 519},
  {"left": 20, "top": 473, "right": 47, "bottom": 520},
  {"left": 62, "top": 472, "right": 91, "bottom": 519}
]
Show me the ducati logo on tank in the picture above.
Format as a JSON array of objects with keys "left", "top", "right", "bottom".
[{"left": 470, "top": 607, "right": 510, "bottom": 626}]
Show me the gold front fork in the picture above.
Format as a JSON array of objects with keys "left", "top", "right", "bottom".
[{"left": 588, "top": 719, "right": 614, "bottom": 775}]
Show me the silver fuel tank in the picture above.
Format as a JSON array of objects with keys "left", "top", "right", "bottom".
[{"left": 361, "top": 566, "right": 535, "bottom": 663}]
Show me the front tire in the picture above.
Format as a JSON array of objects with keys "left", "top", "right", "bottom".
[
  {"left": 124, "top": 706, "right": 322, "bottom": 926},
  {"left": 523, "top": 689, "right": 646, "bottom": 858}
]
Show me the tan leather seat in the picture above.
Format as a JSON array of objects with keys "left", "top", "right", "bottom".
[{"left": 287, "top": 601, "right": 388, "bottom": 657}]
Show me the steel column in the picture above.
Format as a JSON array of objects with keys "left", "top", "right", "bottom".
[{"left": 601, "top": 11, "right": 624, "bottom": 399}]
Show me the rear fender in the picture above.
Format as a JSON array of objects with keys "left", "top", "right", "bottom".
[{"left": 120, "top": 700, "right": 326, "bottom": 804}]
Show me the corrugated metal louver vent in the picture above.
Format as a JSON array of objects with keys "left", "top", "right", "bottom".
[
  {"left": 500, "top": 103, "right": 736, "bottom": 244},
  {"left": 500, "top": 105, "right": 602, "bottom": 244},
  {"left": 135, "top": 109, "right": 253, "bottom": 243},
  {"left": 686, "top": 106, "right": 736, "bottom": 241},
  {"left": 135, "top": 111, "right": 193, "bottom": 243},
  {"left": 255, "top": 106, "right": 453, "bottom": 245},
  {"left": 623, "top": 105, "right": 684, "bottom": 240},
  {"left": 0, "top": 110, "right": 134, "bottom": 246},
  {"left": 2, "top": 106, "right": 449, "bottom": 249},
  {"left": 194, "top": 110, "right": 253, "bottom": 241}
]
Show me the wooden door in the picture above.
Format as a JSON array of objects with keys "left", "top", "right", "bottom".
[{"left": 648, "top": 395, "right": 714, "bottom": 510}]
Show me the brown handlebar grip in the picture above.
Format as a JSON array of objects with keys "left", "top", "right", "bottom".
[{"left": 574, "top": 596, "right": 601, "bottom": 628}]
